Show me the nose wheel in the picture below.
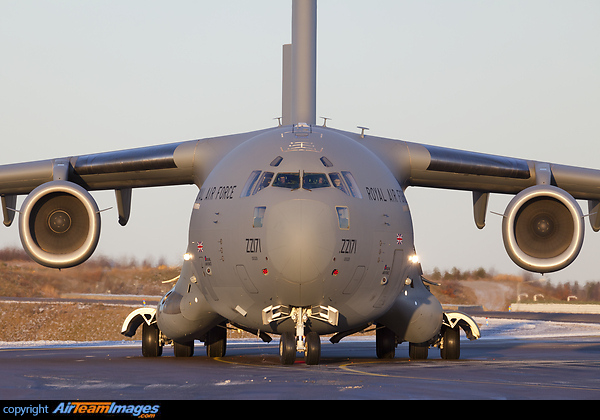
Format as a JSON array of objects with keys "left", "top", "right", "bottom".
[
  {"left": 279, "top": 331, "right": 297, "bottom": 365},
  {"left": 279, "top": 331, "right": 321, "bottom": 365},
  {"left": 304, "top": 331, "right": 321, "bottom": 365},
  {"left": 278, "top": 307, "right": 322, "bottom": 365}
]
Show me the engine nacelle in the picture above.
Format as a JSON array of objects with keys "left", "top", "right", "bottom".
[
  {"left": 19, "top": 181, "right": 101, "bottom": 269},
  {"left": 502, "top": 185, "right": 584, "bottom": 273}
]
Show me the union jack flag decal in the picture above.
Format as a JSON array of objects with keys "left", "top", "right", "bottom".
[
  {"left": 197, "top": 241, "right": 204, "bottom": 252},
  {"left": 397, "top": 234, "right": 403, "bottom": 245}
]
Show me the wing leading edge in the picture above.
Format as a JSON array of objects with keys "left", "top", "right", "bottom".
[
  {"left": 0, "top": 128, "right": 269, "bottom": 196},
  {"left": 356, "top": 131, "right": 600, "bottom": 201}
]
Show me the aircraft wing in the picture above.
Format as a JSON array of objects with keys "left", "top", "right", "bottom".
[
  {"left": 0, "top": 129, "right": 268, "bottom": 196},
  {"left": 358, "top": 132, "right": 600, "bottom": 201},
  {"left": 357, "top": 130, "right": 600, "bottom": 273},
  {"left": 405, "top": 142, "right": 600, "bottom": 202},
  {"left": 0, "top": 142, "right": 193, "bottom": 196},
  {"left": 0, "top": 128, "right": 267, "bottom": 268}
]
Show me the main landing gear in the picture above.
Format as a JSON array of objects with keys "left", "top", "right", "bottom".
[
  {"left": 139, "top": 320, "right": 227, "bottom": 358},
  {"left": 375, "top": 323, "right": 457, "bottom": 360},
  {"left": 374, "top": 312, "right": 482, "bottom": 360},
  {"left": 142, "top": 322, "right": 163, "bottom": 357}
]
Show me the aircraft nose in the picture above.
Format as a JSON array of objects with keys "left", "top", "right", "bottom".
[{"left": 265, "top": 199, "right": 337, "bottom": 285}]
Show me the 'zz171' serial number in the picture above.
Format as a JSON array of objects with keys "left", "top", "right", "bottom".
[
  {"left": 246, "top": 238, "right": 261, "bottom": 253},
  {"left": 340, "top": 239, "right": 357, "bottom": 254}
]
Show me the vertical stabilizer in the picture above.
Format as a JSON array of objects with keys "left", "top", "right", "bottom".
[
  {"left": 291, "top": 0, "right": 317, "bottom": 125},
  {"left": 282, "top": 44, "right": 293, "bottom": 126}
]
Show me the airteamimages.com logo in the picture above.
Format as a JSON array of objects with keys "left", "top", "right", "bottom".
[
  {"left": 3, "top": 402, "right": 161, "bottom": 418},
  {"left": 53, "top": 402, "right": 160, "bottom": 417}
]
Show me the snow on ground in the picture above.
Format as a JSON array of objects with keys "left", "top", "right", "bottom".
[
  {"left": 473, "top": 317, "right": 600, "bottom": 340},
  {"left": 2, "top": 318, "right": 600, "bottom": 349}
]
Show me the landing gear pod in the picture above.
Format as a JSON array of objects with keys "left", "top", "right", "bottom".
[
  {"left": 502, "top": 185, "right": 584, "bottom": 273},
  {"left": 19, "top": 181, "right": 101, "bottom": 269}
]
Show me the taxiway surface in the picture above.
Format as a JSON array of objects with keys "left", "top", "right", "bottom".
[{"left": 2, "top": 332, "right": 600, "bottom": 400}]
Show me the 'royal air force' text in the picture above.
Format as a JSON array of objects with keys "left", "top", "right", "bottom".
[
  {"left": 365, "top": 187, "right": 405, "bottom": 203},
  {"left": 198, "top": 185, "right": 237, "bottom": 201}
]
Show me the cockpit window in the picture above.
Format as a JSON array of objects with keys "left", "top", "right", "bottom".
[
  {"left": 272, "top": 172, "right": 301, "bottom": 189},
  {"left": 240, "top": 170, "right": 262, "bottom": 198},
  {"left": 270, "top": 156, "right": 283, "bottom": 167},
  {"left": 320, "top": 156, "right": 333, "bottom": 167},
  {"left": 253, "top": 171, "right": 274, "bottom": 195},
  {"left": 240, "top": 169, "right": 362, "bottom": 198},
  {"left": 341, "top": 171, "right": 362, "bottom": 199},
  {"left": 329, "top": 172, "right": 349, "bottom": 195},
  {"left": 303, "top": 173, "right": 330, "bottom": 190}
]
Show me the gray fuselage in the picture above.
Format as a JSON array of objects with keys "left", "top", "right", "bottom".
[{"left": 157, "top": 126, "right": 442, "bottom": 342}]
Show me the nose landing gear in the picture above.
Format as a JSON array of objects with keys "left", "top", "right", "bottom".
[
  {"left": 264, "top": 305, "right": 338, "bottom": 365},
  {"left": 278, "top": 307, "right": 322, "bottom": 365}
]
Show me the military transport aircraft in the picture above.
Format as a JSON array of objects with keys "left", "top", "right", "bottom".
[{"left": 1, "top": 0, "right": 599, "bottom": 365}]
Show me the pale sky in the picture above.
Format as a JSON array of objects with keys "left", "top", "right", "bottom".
[{"left": 1, "top": 1, "right": 599, "bottom": 284}]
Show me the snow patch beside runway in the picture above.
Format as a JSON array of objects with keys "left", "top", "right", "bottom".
[{"left": 474, "top": 317, "right": 600, "bottom": 340}]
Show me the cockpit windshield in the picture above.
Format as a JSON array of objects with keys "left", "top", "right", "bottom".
[
  {"left": 272, "top": 172, "right": 301, "bottom": 189},
  {"left": 302, "top": 173, "right": 330, "bottom": 189},
  {"left": 240, "top": 168, "right": 361, "bottom": 197}
]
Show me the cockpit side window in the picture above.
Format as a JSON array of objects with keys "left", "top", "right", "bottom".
[
  {"left": 329, "top": 172, "right": 349, "bottom": 195},
  {"left": 272, "top": 172, "right": 301, "bottom": 189},
  {"left": 252, "top": 171, "right": 274, "bottom": 195},
  {"left": 341, "top": 171, "right": 362, "bottom": 199},
  {"left": 303, "top": 173, "right": 330, "bottom": 190},
  {"left": 240, "top": 170, "right": 262, "bottom": 198}
]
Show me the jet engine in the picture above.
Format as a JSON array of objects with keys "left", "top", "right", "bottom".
[
  {"left": 502, "top": 185, "right": 584, "bottom": 273},
  {"left": 18, "top": 181, "right": 101, "bottom": 268}
]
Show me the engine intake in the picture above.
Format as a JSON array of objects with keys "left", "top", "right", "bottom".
[
  {"left": 19, "top": 181, "right": 101, "bottom": 268},
  {"left": 502, "top": 185, "right": 584, "bottom": 273}
]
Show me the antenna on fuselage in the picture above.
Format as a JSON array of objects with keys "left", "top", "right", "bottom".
[{"left": 282, "top": 0, "right": 317, "bottom": 126}]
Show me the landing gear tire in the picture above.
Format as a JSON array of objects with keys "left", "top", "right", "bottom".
[
  {"left": 142, "top": 323, "right": 162, "bottom": 357},
  {"left": 279, "top": 331, "right": 296, "bottom": 365},
  {"left": 376, "top": 326, "right": 396, "bottom": 359},
  {"left": 304, "top": 331, "right": 321, "bottom": 365},
  {"left": 440, "top": 326, "right": 460, "bottom": 360},
  {"left": 409, "top": 342, "right": 429, "bottom": 360},
  {"left": 174, "top": 341, "right": 194, "bottom": 357},
  {"left": 206, "top": 324, "right": 227, "bottom": 357}
]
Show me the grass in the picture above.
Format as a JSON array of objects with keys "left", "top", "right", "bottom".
[
  {"left": 0, "top": 301, "right": 141, "bottom": 342},
  {"left": 0, "top": 260, "right": 177, "bottom": 299},
  {"left": 0, "top": 252, "right": 177, "bottom": 343}
]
